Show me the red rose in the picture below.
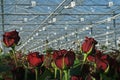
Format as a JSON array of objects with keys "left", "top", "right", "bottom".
[
  {"left": 87, "top": 50, "right": 109, "bottom": 72},
  {"left": 27, "top": 52, "right": 44, "bottom": 67},
  {"left": 53, "top": 49, "right": 75, "bottom": 69},
  {"left": 53, "top": 49, "right": 67, "bottom": 60},
  {"left": 3, "top": 30, "right": 20, "bottom": 47},
  {"left": 70, "top": 75, "right": 83, "bottom": 80},
  {"left": 81, "top": 37, "right": 97, "bottom": 54}
]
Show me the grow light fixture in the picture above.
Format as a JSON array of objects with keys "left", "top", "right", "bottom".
[
  {"left": 91, "top": 7, "right": 95, "bottom": 12},
  {"left": 65, "top": 27, "right": 67, "bottom": 30},
  {"left": 47, "top": 36, "right": 49, "bottom": 39},
  {"left": 80, "top": 18, "right": 84, "bottom": 22},
  {"left": 70, "top": 1, "right": 76, "bottom": 7},
  {"left": 64, "top": 6, "right": 69, "bottom": 9},
  {"left": 31, "top": 1, "right": 36, "bottom": 7},
  {"left": 108, "top": 1, "right": 113, "bottom": 7},
  {"left": 85, "top": 27, "right": 89, "bottom": 30},
  {"left": 39, "top": 29, "right": 42, "bottom": 32},
  {"left": 54, "top": 32, "right": 57, "bottom": 35},
  {"left": 31, "top": 37, "right": 34, "bottom": 40},
  {"left": 107, "top": 17, "right": 111, "bottom": 22},
  {"left": 117, "top": 40, "right": 120, "bottom": 44},
  {"left": 48, "top": 18, "right": 56, "bottom": 23},
  {"left": 23, "top": 18, "right": 28, "bottom": 22},
  {"left": 82, "top": 28, "right": 85, "bottom": 31},
  {"left": 20, "top": 27, "right": 23, "bottom": 30},
  {"left": 105, "top": 40, "right": 109, "bottom": 46},
  {"left": 52, "top": 18, "right": 56, "bottom": 22},
  {"left": 106, "top": 31, "right": 109, "bottom": 34},
  {"left": 106, "top": 26, "right": 110, "bottom": 29},
  {"left": 42, "top": 27, "right": 46, "bottom": 31},
  {"left": 35, "top": 33, "right": 39, "bottom": 36},
  {"left": 71, "top": 32, "right": 75, "bottom": 35},
  {"left": 64, "top": 1, "right": 76, "bottom": 9}
]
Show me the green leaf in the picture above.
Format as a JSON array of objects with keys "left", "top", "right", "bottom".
[
  {"left": 38, "top": 68, "right": 54, "bottom": 80},
  {"left": 70, "top": 65, "right": 81, "bottom": 76},
  {"left": 0, "top": 78, "right": 3, "bottom": 80},
  {"left": 0, "top": 64, "right": 11, "bottom": 72}
]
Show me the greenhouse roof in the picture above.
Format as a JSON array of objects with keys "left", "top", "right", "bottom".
[{"left": 1, "top": 0, "right": 120, "bottom": 53}]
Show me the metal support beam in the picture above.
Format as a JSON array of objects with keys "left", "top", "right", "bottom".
[
  {"left": 113, "top": 12, "right": 117, "bottom": 48},
  {"left": 1, "top": 0, "right": 4, "bottom": 32},
  {"left": 1, "top": 0, "right": 5, "bottom": 53},
  {"left": 0, "top": 3, "right": 120, "bottom": 6},
  {"left": 0, "top": 13, "right": 114, "bottom": 15}
]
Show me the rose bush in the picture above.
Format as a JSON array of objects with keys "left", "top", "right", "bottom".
[{"left": 1, "top": 30, "right": 120, "bottom": 80}]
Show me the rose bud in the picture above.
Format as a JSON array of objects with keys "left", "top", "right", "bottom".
[{"left": 81, "top": 37, "right": 97, "bottom": 54}]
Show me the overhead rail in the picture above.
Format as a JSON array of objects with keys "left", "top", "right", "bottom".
[
  {"left": 30, "top": 12, "right": 120, "bottom": 51},
  {"left": 0, "top": 13, "right": 115, "bottom": 15},
  {"left": 17, "top": 0, "right": 74, "bottom": 51}
]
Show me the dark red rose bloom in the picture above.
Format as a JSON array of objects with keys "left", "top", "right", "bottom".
[
  {"left": 81, "top": 37, "right": 97, "bottom": 54},
  {"left": 3, "top": 30, "right": 20, "bottom": 47},
  {"left": 87, "top": 50, "right": 109, "bottom": 72},
  {"left": 53, "top": 49, "right": 67, "bottom": 60},
  {"left": 27, "top": 52, "right": 44, "bottom": 67},
  {"left": 70, "top": 75, "right": 83, "bottom": 80},
  {"left": 53, "top": 49, "right": 75, "bottom": 69},
  {"left": 52, "top": 50, "right": 60, "bottom": 60}
]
